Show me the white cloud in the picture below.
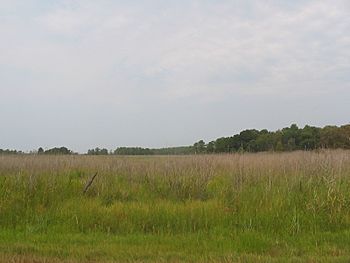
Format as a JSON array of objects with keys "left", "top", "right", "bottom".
[
  {"left": 2, "top": 0, "right": 349, "bottom": 100},
  {"left": 0, "top": 0, "right": 349, "bottom": 151}
]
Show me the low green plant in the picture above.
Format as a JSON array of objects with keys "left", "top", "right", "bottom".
[{"left": 0, "top": 151, "right": 350, "bottom": 262}]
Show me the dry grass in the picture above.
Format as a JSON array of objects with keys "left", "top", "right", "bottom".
[{"left": 1, "top": 150, "right": 350, "bottom": 262}]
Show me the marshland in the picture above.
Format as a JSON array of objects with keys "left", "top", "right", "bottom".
[
  {"left": 2, "top": 0, "right": 350, "bottom": 262},
  {"left": 1, "top": 150, "right": 350, "bottom": 262}
]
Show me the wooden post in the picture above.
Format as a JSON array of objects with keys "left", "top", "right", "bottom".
[{"left": 83, "top": 172, "right": 98, "bottom": 194}]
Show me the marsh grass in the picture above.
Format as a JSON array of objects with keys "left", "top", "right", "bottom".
[{"left": 1, "top": 150, "right": 350, "bottom": 262}]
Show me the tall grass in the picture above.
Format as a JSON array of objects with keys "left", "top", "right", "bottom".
[{"left": 1, "top": 150, "right": 350, "bottom": 261}]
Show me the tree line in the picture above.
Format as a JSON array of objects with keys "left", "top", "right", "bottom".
[
  {"left": 88, "top": 123, "right": 350, "bottom": 155},
  {"left": 0, "top": 149, "right": 22, "bottom": 155},
  {"left": 37, "top": 147, "right": 73, "bottom": 155},
  {"left": 0, "top": 147, "right": 73, "bottom": 155},
  {"left": 197, "top": 124, "right": 350, "bottom": 154},
  {"left": 0, "top": 124, "right": 349, "bottom": 155}
]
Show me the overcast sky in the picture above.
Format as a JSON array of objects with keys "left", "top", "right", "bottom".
[{"left": 0, "top": 0, "right": 349, "bottom": 152}]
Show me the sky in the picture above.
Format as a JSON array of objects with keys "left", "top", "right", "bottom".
[{"left": 0, "top": 0, "right": 349, "bottom": 152}]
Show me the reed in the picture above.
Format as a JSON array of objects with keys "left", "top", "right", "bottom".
[{"left": 1, "top": 150, "right": 350, "bottom": 262}]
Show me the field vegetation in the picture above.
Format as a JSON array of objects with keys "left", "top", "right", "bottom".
[{"left": 1, "top": 150, "right": 350, "bottom": 262}]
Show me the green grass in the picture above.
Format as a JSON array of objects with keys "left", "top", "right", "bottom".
[
  {"left": 1, "top": 151, "right": 350, "bottom": 262},
  {"left": 2, "top": 230, "right": 350, "bottom": 262}
]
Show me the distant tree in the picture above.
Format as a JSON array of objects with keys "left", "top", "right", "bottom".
[
  {"left": 193, "top": 140, "right": 206, "bottom": 154},
  {"left": 153, "top": 146, "right": 194, "bottom": 155},
  {"left": 340, "top": 124, "right": 350, "bottom": 149},
  {"left": 44, "top": 147, "right": 72, "bottom": 155},
  {"left": 320, "top": 125, "right": 350, "bottom": 149},
  {"left": 320, "top": 126, "right": 339, "bottom": 148},
  {"left": 114, "top": 147, "right": 154, "bottom": 155},
  {"left": 299, "top": 125, "right": 320, "bottom": 150},
  {"left": 0, "top": 149, "right": 18, "bottom": 155},
  {"left": 229, "top": 135, "right": 241, "bottom": 151},
  {"left": 254, "top": 132, "right": 275, "bottom": 152},
  {"left": 87, "top": 148, "right": 109, "bottom": 155},
  {"left": 100, "top": 148, "right": 108, "bottom": 155},
  {"left": 239, "top": 129, "right": 259, "bottom": 151},
  {"left": 281, "top": 124, "right": 300, "bottom": 151},
  {"left": 275, "top": 141, "right": 284, "bottom": 151},
  {"left": 214, "top": 137, "right": 230, "bottom": 153},
  {"left": 206, "top": 141, "right": 215, "bottom": 153},
  {"left": 2, "top": 123, "right": 349, "bottom": 156}
]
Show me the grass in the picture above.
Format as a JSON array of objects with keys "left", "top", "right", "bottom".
[{"left": 1, "top": 150, "right": 350, "bottom": 262}]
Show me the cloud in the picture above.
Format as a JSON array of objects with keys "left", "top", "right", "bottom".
[
  {"left": 0, "top": 0, "right": 349, "bottom": 151},
  {"left": 2, "top": 0, "right": 349, "bottom": 100}
]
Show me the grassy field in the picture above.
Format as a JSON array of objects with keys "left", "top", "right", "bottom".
[{"left": 1, "top": 150, "right": 350, "bottom": 262}]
